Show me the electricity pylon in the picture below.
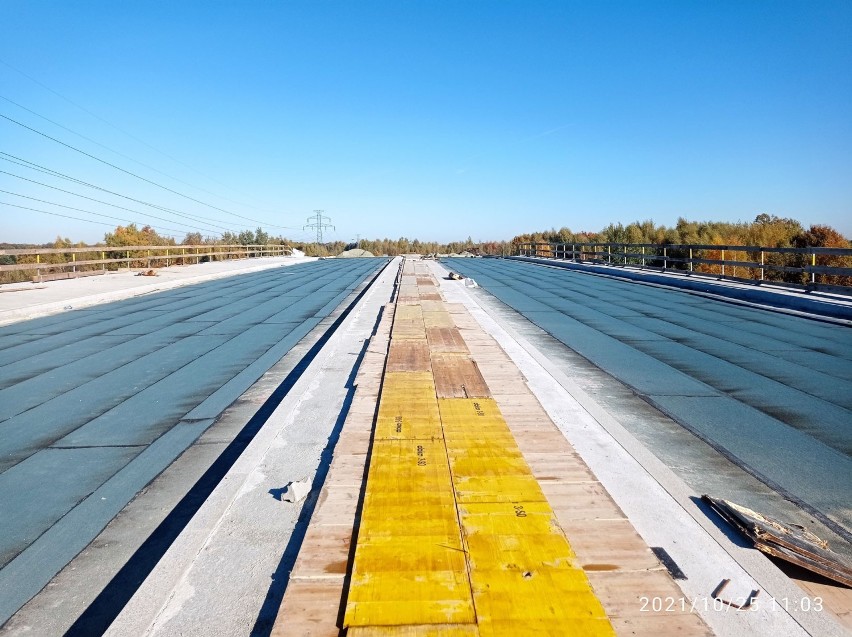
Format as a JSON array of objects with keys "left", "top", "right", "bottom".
[{"left": 304, "top": 210, "right": 335, "bottom": 243}]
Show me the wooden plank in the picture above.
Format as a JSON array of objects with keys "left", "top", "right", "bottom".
[
  {"left": 560, "top": 520, "right": 662, "bottom": 572},
  {"left": 386, "top": 340, "right": 432, "bottom": 372},
  {"left": 290, "top": 524, "right": 353, "bottom": 579},
  {"left": 431, "top": 354, "right": 490, "bottom": 399},
  {"left": 271, "top": 578, "right": 345, "bottom": 637},
  {"left": 426, "top": 327, "right": 469, "bottom": 353},
  {"left": 703, "top": 496, "right": 852, "bottom": 587},
  {"left": 541, "top": 482, "right": 627, "bottom": 522}
]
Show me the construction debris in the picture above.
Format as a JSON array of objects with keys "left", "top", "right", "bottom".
[
  {"left": 702, "top": 495, "right": 852, "bottom": 587},
  {"left": 282, "top": 479, "right": 311, "bottom": 503},
  {"left": 136, "top": 270, "right": 158, "bottom": 277},
  {"left": 448, "top": 272, "right": 464, "bottom": 280}
]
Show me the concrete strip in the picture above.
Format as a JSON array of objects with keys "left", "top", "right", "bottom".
[
  {"left": 102, "top": 258, "right": 400, "bottom": 637},
  {"left": 429, "top": 261, "right": 849, "bottom": 637},
  {"left": 0, "top": 256, "right": 316, "bottom": 326}
]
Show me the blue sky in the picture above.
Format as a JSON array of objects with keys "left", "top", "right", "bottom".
[{"left": 1, "top": 1, "right": 850, "bottom": 245}]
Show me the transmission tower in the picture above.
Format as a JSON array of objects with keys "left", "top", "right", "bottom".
[{"left": 304, "top": 210, "right": 335, "bottom": 243}]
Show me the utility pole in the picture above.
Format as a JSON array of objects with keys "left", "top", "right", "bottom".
[{"left": 304, "top": 210, "right": 335, "bottom": 243}]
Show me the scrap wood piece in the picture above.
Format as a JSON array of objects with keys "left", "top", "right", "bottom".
[
  {"left": 448, "top": 272, "right": 464, "bottom": 280},
  {"left": 702, "top": 495, "right": 852, "bottom": 587}
]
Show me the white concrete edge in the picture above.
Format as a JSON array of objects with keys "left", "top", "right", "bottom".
[
  {"left": 104, "top": 257, "right": 400, "bottom": 636},
  {"left": 0, "top": 257, "right": 317, "bottom": 327},
  {"left": 428, "top": 261, "right": 846, "bottom": 637}
]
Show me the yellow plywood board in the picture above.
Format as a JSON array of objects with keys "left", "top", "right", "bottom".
[
  {"left": 465, "top": 534, "right": 577, "bottom": 571},
  {"left": 395, "top": 304, "right": 424, "bottom": 319},
  {"left": 422, "top": 311, "right": 456, "bottom": 329},
  {"left": 443, "top": 435, "right": 520, "bottom": 454},
  {"left": 453, "top": 475, "right": 547, "bottom": 504},
  {"left": 348, "top": 436, "right": 474, "bottom": 627},
  {"left": 381, "top": 371, "right": 435, "bottom": 393},
  {"left": 475, "top": 618, "right": 614, "bottom": 637},
  {"left": 349, "top": 626, "right": 479, "bottom": 637},
  {"left": 449, "top": 455, "right": 532, "bottom": 478},
  {"left": 375, "top": 374, "right": 441, "bottom": 439},
  {"left": 443, "top": 442, "right": 524, "bottom": 460},
  {"left": 346, "top": 596, "right": 475, "bottom": 628},
  {"left": 470, "top": 568, "right": 610, "bottom": 621},
  {"left": 438, "top": 398, "right": 503, "bottom": 421},
  {"left": 353, "top": 537, "right": 469, "bottom": 572},
  {"left": 366, "top": 439, "right": 452, "bottom": 485}
]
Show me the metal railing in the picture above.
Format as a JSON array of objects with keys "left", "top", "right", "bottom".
[
  {"left": 0, "top": 244, "right": 292, "bottom": 283},
  {"left": 515, "top": 242, "right": 852, "bottom": 294}
]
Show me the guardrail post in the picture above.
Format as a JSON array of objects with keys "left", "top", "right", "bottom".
[
  {"left": 663, "top": 247, "right": 667, "bottom": 270},
  {"left": 721, "top": 249, "right": 725, "bottom": 278},
  {"left": 641, "top": 246, "right": 645, "bottom": 267},
  {"left": 689, "top": 248, "right": 693, "bottom": 272},
  {"left": 72, "top": 252, "right": 76, "bottom": 273},
  {"left": 623, "top": 244, "right": 627, "bottom": 265},
  {"left": 760, "top": 251, "right": 764, "bottom": 281},
  {"left": 127, "top": 251, "right": 130, "bottom": 269},
  {"left": 101, "top": 251, "right": 105, "bottom": 272},
  {"left": 812, "top": 253, "right": 816, "bottom": 284}
]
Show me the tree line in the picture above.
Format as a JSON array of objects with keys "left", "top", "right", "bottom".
[
  {"left": 2, "top": 215, "right": 849, "bottom": 286},
  {"left": 511, "top": 215, "right": 851, "bottom": 286}
]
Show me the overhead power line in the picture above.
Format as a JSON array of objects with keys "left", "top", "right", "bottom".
[
  {"left": 0, "top": 189, "right": 225, "bottom": 237},
  {"left": 0, "top": 93, "right": 277, "bottom": 212},
  {"left": 0, "top": 165, "right": 238, "bottom": 235},
  {"left": 0, "top": 153, "right": 242, "bottom": 232},
  {"left": 0, "top": 56, "right": 278, "bottom": 211},
  {"left": 0, "top": 111, "right": 299, "bottom": 231},
  {"left": 304, "top": 210, "right": 335, "bottom": 243},
  {"left": 0, "top": 200, "right": 182, "bottom": 237}
]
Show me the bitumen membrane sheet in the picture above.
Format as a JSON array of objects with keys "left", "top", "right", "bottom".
[
  {"left": 0, "top": 258, "right": 386, "bottom": 625},
  {"left": 443, "top": 258, "right": 852, "bottom": 559}
]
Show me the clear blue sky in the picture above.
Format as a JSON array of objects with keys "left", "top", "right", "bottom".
[{"left": 1, "top": 1, "right": 850, "bottom": 245}]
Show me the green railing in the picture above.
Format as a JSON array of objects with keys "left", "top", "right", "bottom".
[
  {"left": 515, "top": 242, "right": 852, "bottom": 294},
  {"left": 0, "top": 244, "right": 292, "bottom": 283}
]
